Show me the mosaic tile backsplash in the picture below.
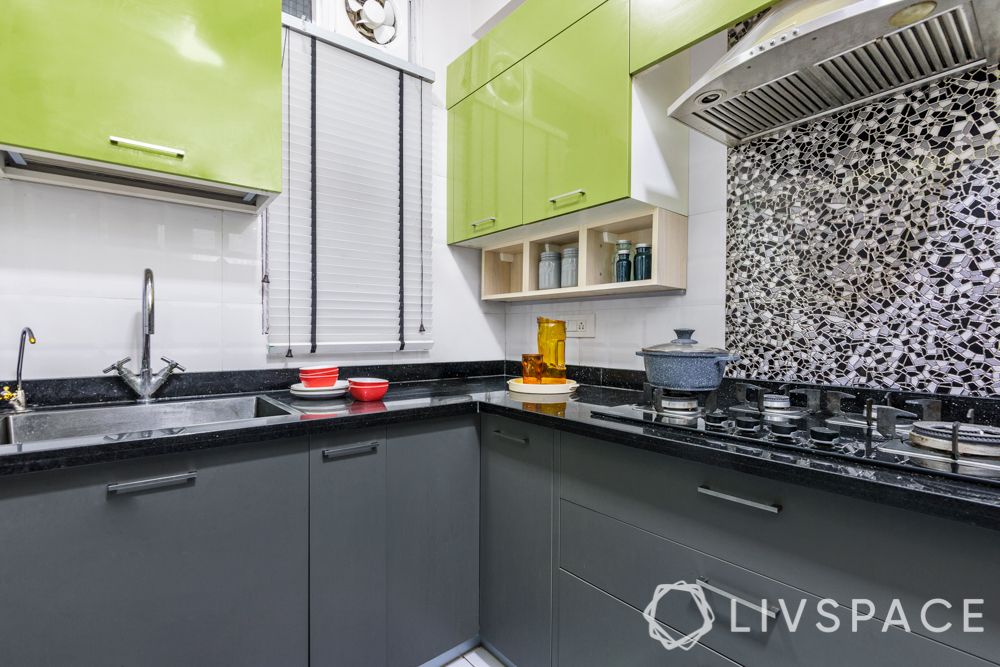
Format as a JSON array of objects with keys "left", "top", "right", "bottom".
[{"left": 725, "top": 65, "right": 999, "bottom": 396}]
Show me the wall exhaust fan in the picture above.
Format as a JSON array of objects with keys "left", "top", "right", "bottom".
[{"left": 334, "top": 0, "right": 410, "bottom": 60}]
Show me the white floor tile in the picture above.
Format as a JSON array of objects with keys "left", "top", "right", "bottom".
[{"left": 463, "top": 646, "right": 506, "bottom": 667}]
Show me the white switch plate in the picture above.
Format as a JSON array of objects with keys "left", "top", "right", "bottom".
[{"left": 565, "top": 313, "right": 596, "bottom": 338}]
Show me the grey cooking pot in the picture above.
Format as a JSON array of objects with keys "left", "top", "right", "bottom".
[{"left": 636, "top": 329, "right": 739, "bottom": 392}]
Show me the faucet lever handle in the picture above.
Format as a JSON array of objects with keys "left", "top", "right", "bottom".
[
  {"left": 102, "top": 357, "right": 132, "bottom": 374},
  {"left": 161, "top": 357, "right": 186, "bottom": 373}
]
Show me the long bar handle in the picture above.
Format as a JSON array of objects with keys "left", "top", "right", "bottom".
[
  {"left": 107, "top": 471, "right": 197, "bottom": 495},
  {"left": 548, "top": 189, "right": 585, "bottom": 203},
  {"left": 492, "top": 430, "right": 528, "bottom": 445},
  {"left": 323, "top": 442, "right": 380, "bottom": 460},
  {"left": 697, "top": 486, "right": 781, "bottom": 514},
  {"left": 697, "top": 578, "right": 780, "bottom": 620},
  {"left": 109, "top": 136, "right": 185, "bottom": 159},
  {"left": 470, "top": 217, "right": 496, "bottom": 230}
]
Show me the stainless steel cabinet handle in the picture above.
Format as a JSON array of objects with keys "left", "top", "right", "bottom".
[
  {"left": 548, "top": 189, "right": 585, "bottom": 203},
  {"left": 107, "top": 471, "right": 197, "bottom": 495},
  {"left": 697, "top": 486, "right": 782, "bottom": 514},
  {"left": 492, "top": 429, "right": 528, "bottom": 445},
  {"left": 323, "top": 442, "right": 380, "bottom": 460},
  {"left": 109, "top": 136, "right": 185, "bottom": 159},
  {"left": 470, "top": 217, "right": 496, "bottom": 230},
  {"left": 697, "top": 578, "right": 780, "bottom": 620}
]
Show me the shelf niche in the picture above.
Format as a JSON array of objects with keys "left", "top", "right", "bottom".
[{"left": 480, "top": 207, "right": 687, "bottom": 301}]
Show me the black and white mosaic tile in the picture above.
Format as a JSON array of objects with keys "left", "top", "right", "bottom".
[{"left": 726, "top": 65, "right": 1000, "bottom": 396}]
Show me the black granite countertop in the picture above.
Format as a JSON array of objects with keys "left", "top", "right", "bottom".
[{"left": 3, "top": 376, "right": 1000, "bottom": 531}]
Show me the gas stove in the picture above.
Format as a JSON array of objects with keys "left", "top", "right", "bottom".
[{"left": 591, "top": 382, "right": 1000, "bottom": 485}]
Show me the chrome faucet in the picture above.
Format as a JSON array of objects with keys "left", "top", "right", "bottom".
[
  {"left": 103, "top": 269, "right": 185, "bottom": 402},
  {"left": 2, "top": 327, "right": 37, "bottom": 412}
]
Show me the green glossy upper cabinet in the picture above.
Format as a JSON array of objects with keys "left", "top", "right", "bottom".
[
  {"left": 449, "top": 64, "right": 524, "bottom": 244},
  {"left": 630, "top": 0, "right": 779, "bottom": 73},
  {"left": 0, "top": 0, "right": 281, "bottom": 193},
  {"left": 446, "top": 0, "right": 605, "bottom": 109},
  {"left": 522, "top": 0, "right": 630, "bottom": 224}
]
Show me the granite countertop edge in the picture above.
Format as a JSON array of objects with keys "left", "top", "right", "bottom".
[{"left": 2, "top": 377, "right": 999, "bottom": 531}]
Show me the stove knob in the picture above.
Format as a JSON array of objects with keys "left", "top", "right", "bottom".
[
  {"left": 704, "top": 410, "right": 728, "bottom": 426},
  {"left": 770, "top": 422, "right": 799, "bottom": 436},
  {"left": 810, "top": 427, "right": 839, "bottom": 445},
  {"left": 736, "top": 417, "right": 760, "bottom": 431}
]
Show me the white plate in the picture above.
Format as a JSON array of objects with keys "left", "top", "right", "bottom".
[
  {"left": 507, "top": 378, "right": 578, "bottom": 395},
  {"left": 291, "top": 388, "right": 348, "bottom": 400},
  {"left": 291, "top": 380, "right": 348, "bottom": 393}
]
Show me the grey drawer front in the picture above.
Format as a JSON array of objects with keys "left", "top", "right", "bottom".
[
  {"left": 560, "top": 500, "right": 993, "bottom": 667},
  {"left": 558, "top": 569, "right": 739, "bottom": 667},
  {"left": 559, "top": 433, "right": 1000, "bottom": 659},
  {"left": 481, "top": 414, "right": 555, "bottom": 667}
]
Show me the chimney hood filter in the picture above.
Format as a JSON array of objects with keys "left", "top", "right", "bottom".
[{"left": 668, "top": 0, "right": 1000, "bottom": 145}]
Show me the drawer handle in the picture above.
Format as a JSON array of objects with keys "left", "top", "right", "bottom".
[
  {"left": 548, "top": 188, "right": 585, "bottom": 204},
  {"left": 470, "top": 216, "right": 496, "bottom": 230},
  {"left": 492, "top": 429, "right": 528, "bottom": 445},
  {"left": 109, "top": 135, "right": 186, "bottom": 159},
  {"left": 697, "top": 486, "right": 781, "bottom": 514},
  {"left": 107, "top": 471, "right": 197, "bottom": 495},
  {"left": 697, "top": 578, "right": 780, "bottom": 621},
  {"left": 323, "top": 442, "right": 380, "bottom": 460}
]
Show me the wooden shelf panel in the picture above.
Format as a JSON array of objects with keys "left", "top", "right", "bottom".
[
  {"left": 479, "top": 205, "right": 688, "bottom": 302},
  {"left": 482, "top": 279, "right": 685, "bottom": 302}
]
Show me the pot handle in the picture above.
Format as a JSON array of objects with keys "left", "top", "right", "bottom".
[{"left": 716, "top": 354, "right": 741, "bottom": 368}]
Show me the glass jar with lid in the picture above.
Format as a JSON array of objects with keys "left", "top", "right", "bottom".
[
  {"left": 538, "top": 251, "right": 561, "bottom": 290},
  {"left": 633, "top": 243, "right": 652, "bottom": 280},
  {"left": 560, "top": 246, "right": 578, "bottom": 287}
]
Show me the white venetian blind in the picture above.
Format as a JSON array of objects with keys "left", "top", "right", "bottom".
[{"left": 266, "top": 28, "right": 433, "bottom": 355}]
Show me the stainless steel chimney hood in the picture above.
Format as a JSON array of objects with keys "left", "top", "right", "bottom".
[{"left": 668, "top": 0, "right": 1000, "bottom": 146}]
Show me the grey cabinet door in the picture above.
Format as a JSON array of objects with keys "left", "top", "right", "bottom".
[
  {"left": 386, "top": 416, "right": 480, "bottom": 667},
  {"left": 481, "top": 415, "right": 555, "bottom": 667},
  {"left": 310, "top": 428, "right": 388, "bottom": 667},
  {"left": 0, "top": 439, "right": 310, "bottom": 667}
]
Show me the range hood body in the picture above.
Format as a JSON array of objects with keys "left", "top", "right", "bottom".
[{"left": 669, "top": 0, "right": 1000, "bottom": 145}]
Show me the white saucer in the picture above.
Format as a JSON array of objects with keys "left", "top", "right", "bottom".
[
  {"left": 290, "top": 380, "right": 348, "bottom": 399},
  {"left": 507, "top": 378, "right": 578, "bottom": 395}
]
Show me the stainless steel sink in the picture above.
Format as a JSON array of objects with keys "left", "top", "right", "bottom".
[{"left": 0, "top": 396, "right": 293, "bottom": 447}]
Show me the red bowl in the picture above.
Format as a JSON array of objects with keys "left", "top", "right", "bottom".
[
  {"left": 300, "top": 374, "right": 340, "bottom": 388},
  {"left": 299, "top": 366, "right": 339, "bottom": 376},
  {"left": 347, "top": 377, "right": 389, "bottom": 386},
  {"left": 349, "top": 383, "right": 388, "bottom": 401}
]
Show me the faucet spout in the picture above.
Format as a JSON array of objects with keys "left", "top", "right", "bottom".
[
  {"left": 3, "top": 327, "right": 36, "bottom": 412},
  {"left": 141, "top": 268, "right": 154, "bottom": 376},
  {"left": 103, "top": 270, "right": 184, "bottom": 402}
]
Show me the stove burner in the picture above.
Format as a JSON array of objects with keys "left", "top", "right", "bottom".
[
  {"left": 762, "top": 393, "right": 791, "bottom": 410},
  {"left": 658, "top": 395, "right": 699, "bottom": 412},
  {"left": 909, "top": 422, "right": 1000, "bottom": 458},
  {"left": 810, "top": 427, "right": 839, "bottom": 446},
  {"left": 736, "top": 417, "right": 760, "bottom": 433}
]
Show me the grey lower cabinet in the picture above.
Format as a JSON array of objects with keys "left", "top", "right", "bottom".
[
  {"left": 0, "top": 438, "right": 310, "bottom": 667},
  {"left": 480, "top": 415, "right": 556, "bottom": 667},
  {"left": 386, "top": 416, "right": 481, "bottom": 667},
  {"left": 310, "top": 427, "right": 388, "bottom": 667}
]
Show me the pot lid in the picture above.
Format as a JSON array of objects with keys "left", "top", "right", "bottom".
[{"left": 640, "top": 329, "right": 732, "bottom": 356}]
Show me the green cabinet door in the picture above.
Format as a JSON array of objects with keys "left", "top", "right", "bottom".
[
  {"left": 449, "top": 64, "right": 523, "bottom": 243},
  {"left": 0, "top": 0, "right": 281, "bottom": 192},
  {"left": 522, "top": 0, "right": 630, "bottom": 224},
  {"left": 630, "top": 0, "right": 779, "bottom": 73}
]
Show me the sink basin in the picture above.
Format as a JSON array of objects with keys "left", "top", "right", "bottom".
[{"left": 0, "top": 396, "right": 293, "bottom": 447}]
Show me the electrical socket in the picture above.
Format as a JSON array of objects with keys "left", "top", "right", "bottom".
[{"left": 565, "top": 313, "right": 596, "bottom": 338}]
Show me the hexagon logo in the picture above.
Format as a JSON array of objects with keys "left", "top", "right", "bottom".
[{"left": 642, "top": 581, "right": 715, "bottom": 651}]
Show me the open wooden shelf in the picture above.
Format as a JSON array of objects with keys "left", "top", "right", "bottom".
[{"left": 480, "top": 207, "right": 687, "bottom": 301}]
